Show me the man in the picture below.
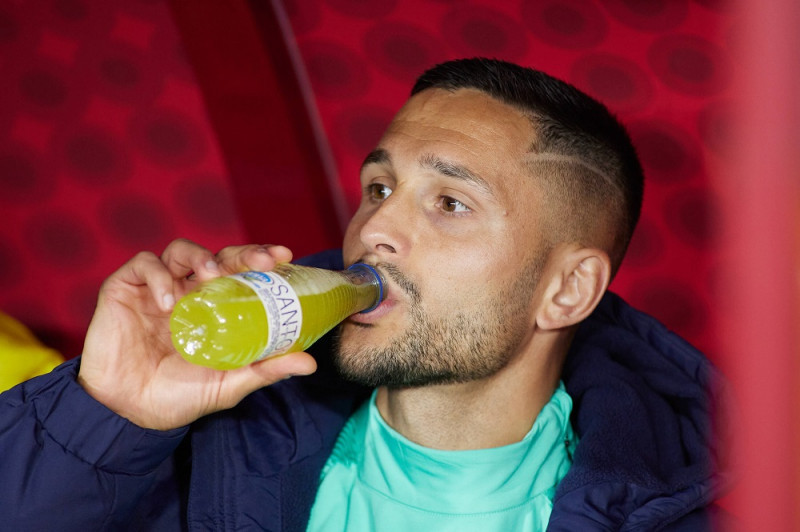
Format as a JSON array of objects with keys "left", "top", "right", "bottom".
[{"left": 1, "top": 59, "right": 729, "bottom": 530}]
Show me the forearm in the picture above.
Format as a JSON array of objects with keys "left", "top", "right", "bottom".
[{"left": 0, "top": 359, "right": 188, "bottom": 529}]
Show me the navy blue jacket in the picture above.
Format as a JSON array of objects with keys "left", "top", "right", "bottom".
[{"left": 0, "top": 250, "right": 732, "bottom": 530}]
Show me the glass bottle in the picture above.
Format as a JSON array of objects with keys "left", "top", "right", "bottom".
[{"left": 170, "top": 263, "right": 383, "bottom": 370}]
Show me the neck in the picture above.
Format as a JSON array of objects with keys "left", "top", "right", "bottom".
[{"left": 375, "top": 329, "right": 571, "bottom": 450}]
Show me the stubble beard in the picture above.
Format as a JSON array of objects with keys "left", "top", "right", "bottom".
[{"left": 333, "top": 260, "right": 542, "bottom": 389}]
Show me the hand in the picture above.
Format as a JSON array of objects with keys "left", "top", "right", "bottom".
[{"left": 77, "top": 239, "right": 318, "bottom": 431}]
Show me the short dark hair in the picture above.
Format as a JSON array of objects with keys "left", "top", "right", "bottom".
[{"left": 411, "top": 58, "right": 644, "bottom": 273}]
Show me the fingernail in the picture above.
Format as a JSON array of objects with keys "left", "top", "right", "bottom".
[
  {"left": 162, "top": 293, "right": 175, "bottom": 311},
  {"left": 205, "top": 260, "right": 219, "bottom": 273}
]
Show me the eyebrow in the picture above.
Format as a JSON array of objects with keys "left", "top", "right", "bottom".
[
  {"left": 361, "top": 148, "right": 391, "bottom": 168},
  {"left": 418, "top": 153, "right": 493, "bottom": 196},
  {"left": 361, "top": 149, "right": 494, "bottom": 198}
]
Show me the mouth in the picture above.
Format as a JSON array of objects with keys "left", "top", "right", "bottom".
[
  {"left": 347, "top": 262, "right": 402, "bottom": 325},
  {"left": 348, "top": 297, "right": 396, "bottom": 325}
]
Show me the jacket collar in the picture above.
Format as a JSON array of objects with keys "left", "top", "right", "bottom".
[{"left": 551, "top": 291, "right": 733, "bottom": 529}]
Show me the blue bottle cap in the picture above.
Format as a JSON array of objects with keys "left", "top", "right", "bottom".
[{"left": 347, "top": 263, "right": 384, "bottom": 313}]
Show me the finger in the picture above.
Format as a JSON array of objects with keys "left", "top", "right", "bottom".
[
  {"left": 160, "top": 238, "right": 220, "bottom": 282},
  {"left": 264, "top": 245, "right": 293, "bottom": 264},
  {"left": 215, "top": 244, "right": 294, "bottom": 275},
  {"left": 108, "top": 251, "right": 178, "bottom": 312},
  {"left": 226, "top": 351, "right": 317, "bottom": 398}
]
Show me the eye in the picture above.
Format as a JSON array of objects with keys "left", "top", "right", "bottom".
[
  {"left": 439, "top": 196, "right": 470, "bottom": 214},
  {"left": 366, "top": 183, "right": 392, "bottom": 201}
]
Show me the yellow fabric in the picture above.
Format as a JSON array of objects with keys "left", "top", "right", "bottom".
[{"left": 0, "top": 312, "right": 64, "bottom": 392}]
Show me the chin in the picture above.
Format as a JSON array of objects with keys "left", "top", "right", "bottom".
[{"left": 336, "top": 322, "right": 381, "bottom": 357}]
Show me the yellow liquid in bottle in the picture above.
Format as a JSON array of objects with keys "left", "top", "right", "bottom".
[{"left": 170, "top": 264, "right": 380, "bottom": 370}]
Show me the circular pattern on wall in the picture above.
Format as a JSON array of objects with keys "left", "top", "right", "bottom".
[
  {"left": 65, "top": 277, "right": 103, "bottom": 327},
  {"left": 1, "top": 299, "right": 57, "bottom": 344},
  {"left": 282, "top": 0, "right": 322, "bottom": 34},
  {"left": 47, "top": 0, "right": 115, "bottom": 37},
  {"left": 697, "top": 100, "right": 736, "bottom": 157},
  {"left": 173, "top": 175, "right": 239, "bottom": 234},
  {"left": 0, "top": 144, "right": 55, "bottom": 203},
  {"left": 25, "top": 210, "right": 97, "bottom": 269},
  {"left": 521, "top": 0, "right": 608, "bottom": 50},
  {"left": 691, "top": 0, "right": 732, "bottom": 13},
  {"left": 622, "top": 216, "right": 664, "bottom": 269},
  {"left": 364, "top": 22, "right": 442, "bottom": 83},
  {"left": 100, "top": 56, "right": 139, "bottom": 88},
  {"left": 630, "top": 277, "right": 708, "bottom": 338},
  {"left": 663, "top": 187, "right": 721, "bottom": 249},
  {"left": 130, "top": 107, "right": 206, "bottom": 168},
  {"left": 326, "top": 0, "right": 398, "bottom": 19},
  {"left": 300, "top": 40, "right": 370, "bottom": 100},
  {"left": 100, "top": 194, "right": 173, "bottom": 249},
  {"left": 570, "top": 53, "right": 654, "bottom": 113},
  {"left": 52, "top": 0, "right": 89, "bottom": 21},
  {"left": 14, "top": 63, "right": 89, "bottom": 122},
  {"left": 627, "top": 120, "right": 701, "bottom": 184},
  {"left": 61, "top": 126, "right": 131, "bottom": 185},
  {"left": 441, "top": 5, "right": 528, "bottom": 61},
  {"left": 0, "top": 5, "right": 19, "bottom": 44},
  {"left": 79, "top": 41, "right": 164, "bottom": 106},
  {"left": 332, "top": 104, "right": 393, "bottom": 155},
  {"left": 648, "top": 33, "right": 732, "bottom": 97},
  {"left": 0, "top": 237, "right": 24, "bottom": 289},
  {"left": 19, "top": 69, "right": 68, "bottom": 108},
  {"left": 602, "top": 0, "right": 689, "bottom": 32}
]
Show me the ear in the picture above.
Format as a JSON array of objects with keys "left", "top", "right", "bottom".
[{"left": 536, "top": 246, "right": 611, "bottom": 331}]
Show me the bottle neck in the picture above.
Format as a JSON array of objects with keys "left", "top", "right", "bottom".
[{"left": 346, "top": 263, "right": 384, "bottom": 313}]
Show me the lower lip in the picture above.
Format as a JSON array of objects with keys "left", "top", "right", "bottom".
[{"left": 348, "top": 298, "right": 395, "bottom": 324}]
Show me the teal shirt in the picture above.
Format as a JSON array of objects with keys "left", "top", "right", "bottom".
[{"left": 307, "top": 384, "right": 576, "bottom": 531}]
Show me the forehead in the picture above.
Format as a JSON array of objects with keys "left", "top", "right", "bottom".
[
  {"left": 385, "top": 88, "right": 534, "bottom": 158},
  {"left": 374, "top": 89, "right": 539, "bottom": 210}
]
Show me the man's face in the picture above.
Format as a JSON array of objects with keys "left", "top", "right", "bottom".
[{"left": 337, "top": 88, "right": 550, "bottom": 388}]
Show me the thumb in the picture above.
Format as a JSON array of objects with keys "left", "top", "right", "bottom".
[{"left": 232, "top": 351, "right": 318, "bottom": 395}]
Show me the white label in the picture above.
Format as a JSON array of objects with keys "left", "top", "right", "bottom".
[{"left": 232, "top": 271, "right": 303, "bottom": 360}]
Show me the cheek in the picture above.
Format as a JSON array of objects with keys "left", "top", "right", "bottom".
[
  {"left": 421, "top": 254, "right": 497, "bottom": 303},
  {"left": 427, "top": 242, "right": 529, "bottom": 302},
  {"left": 342, "top": 215, "right": 365, "bottom": 261}
]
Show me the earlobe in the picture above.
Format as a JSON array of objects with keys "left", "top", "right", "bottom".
[{"left": 537, "top": 248, "right": 611, "bottom": 330}]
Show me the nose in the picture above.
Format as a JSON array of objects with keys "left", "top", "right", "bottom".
[{"left": 354, "top": 193, "right": 412, "bottom": 259}]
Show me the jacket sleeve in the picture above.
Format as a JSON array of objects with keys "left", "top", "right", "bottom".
[{"left": 0, "top": 358, "right": 188, "bottom": 530}]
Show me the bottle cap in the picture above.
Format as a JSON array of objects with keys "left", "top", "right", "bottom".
[{"left": 348, "top": 263, "right": 384, "bottom": 313}]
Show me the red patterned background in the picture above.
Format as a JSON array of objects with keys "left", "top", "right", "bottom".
[
  {"left": 4, "top": 1, "right": 800, "bottom": 527},
  {"left": 0, "top": 0, "right": 735, "bottom": 362}
]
